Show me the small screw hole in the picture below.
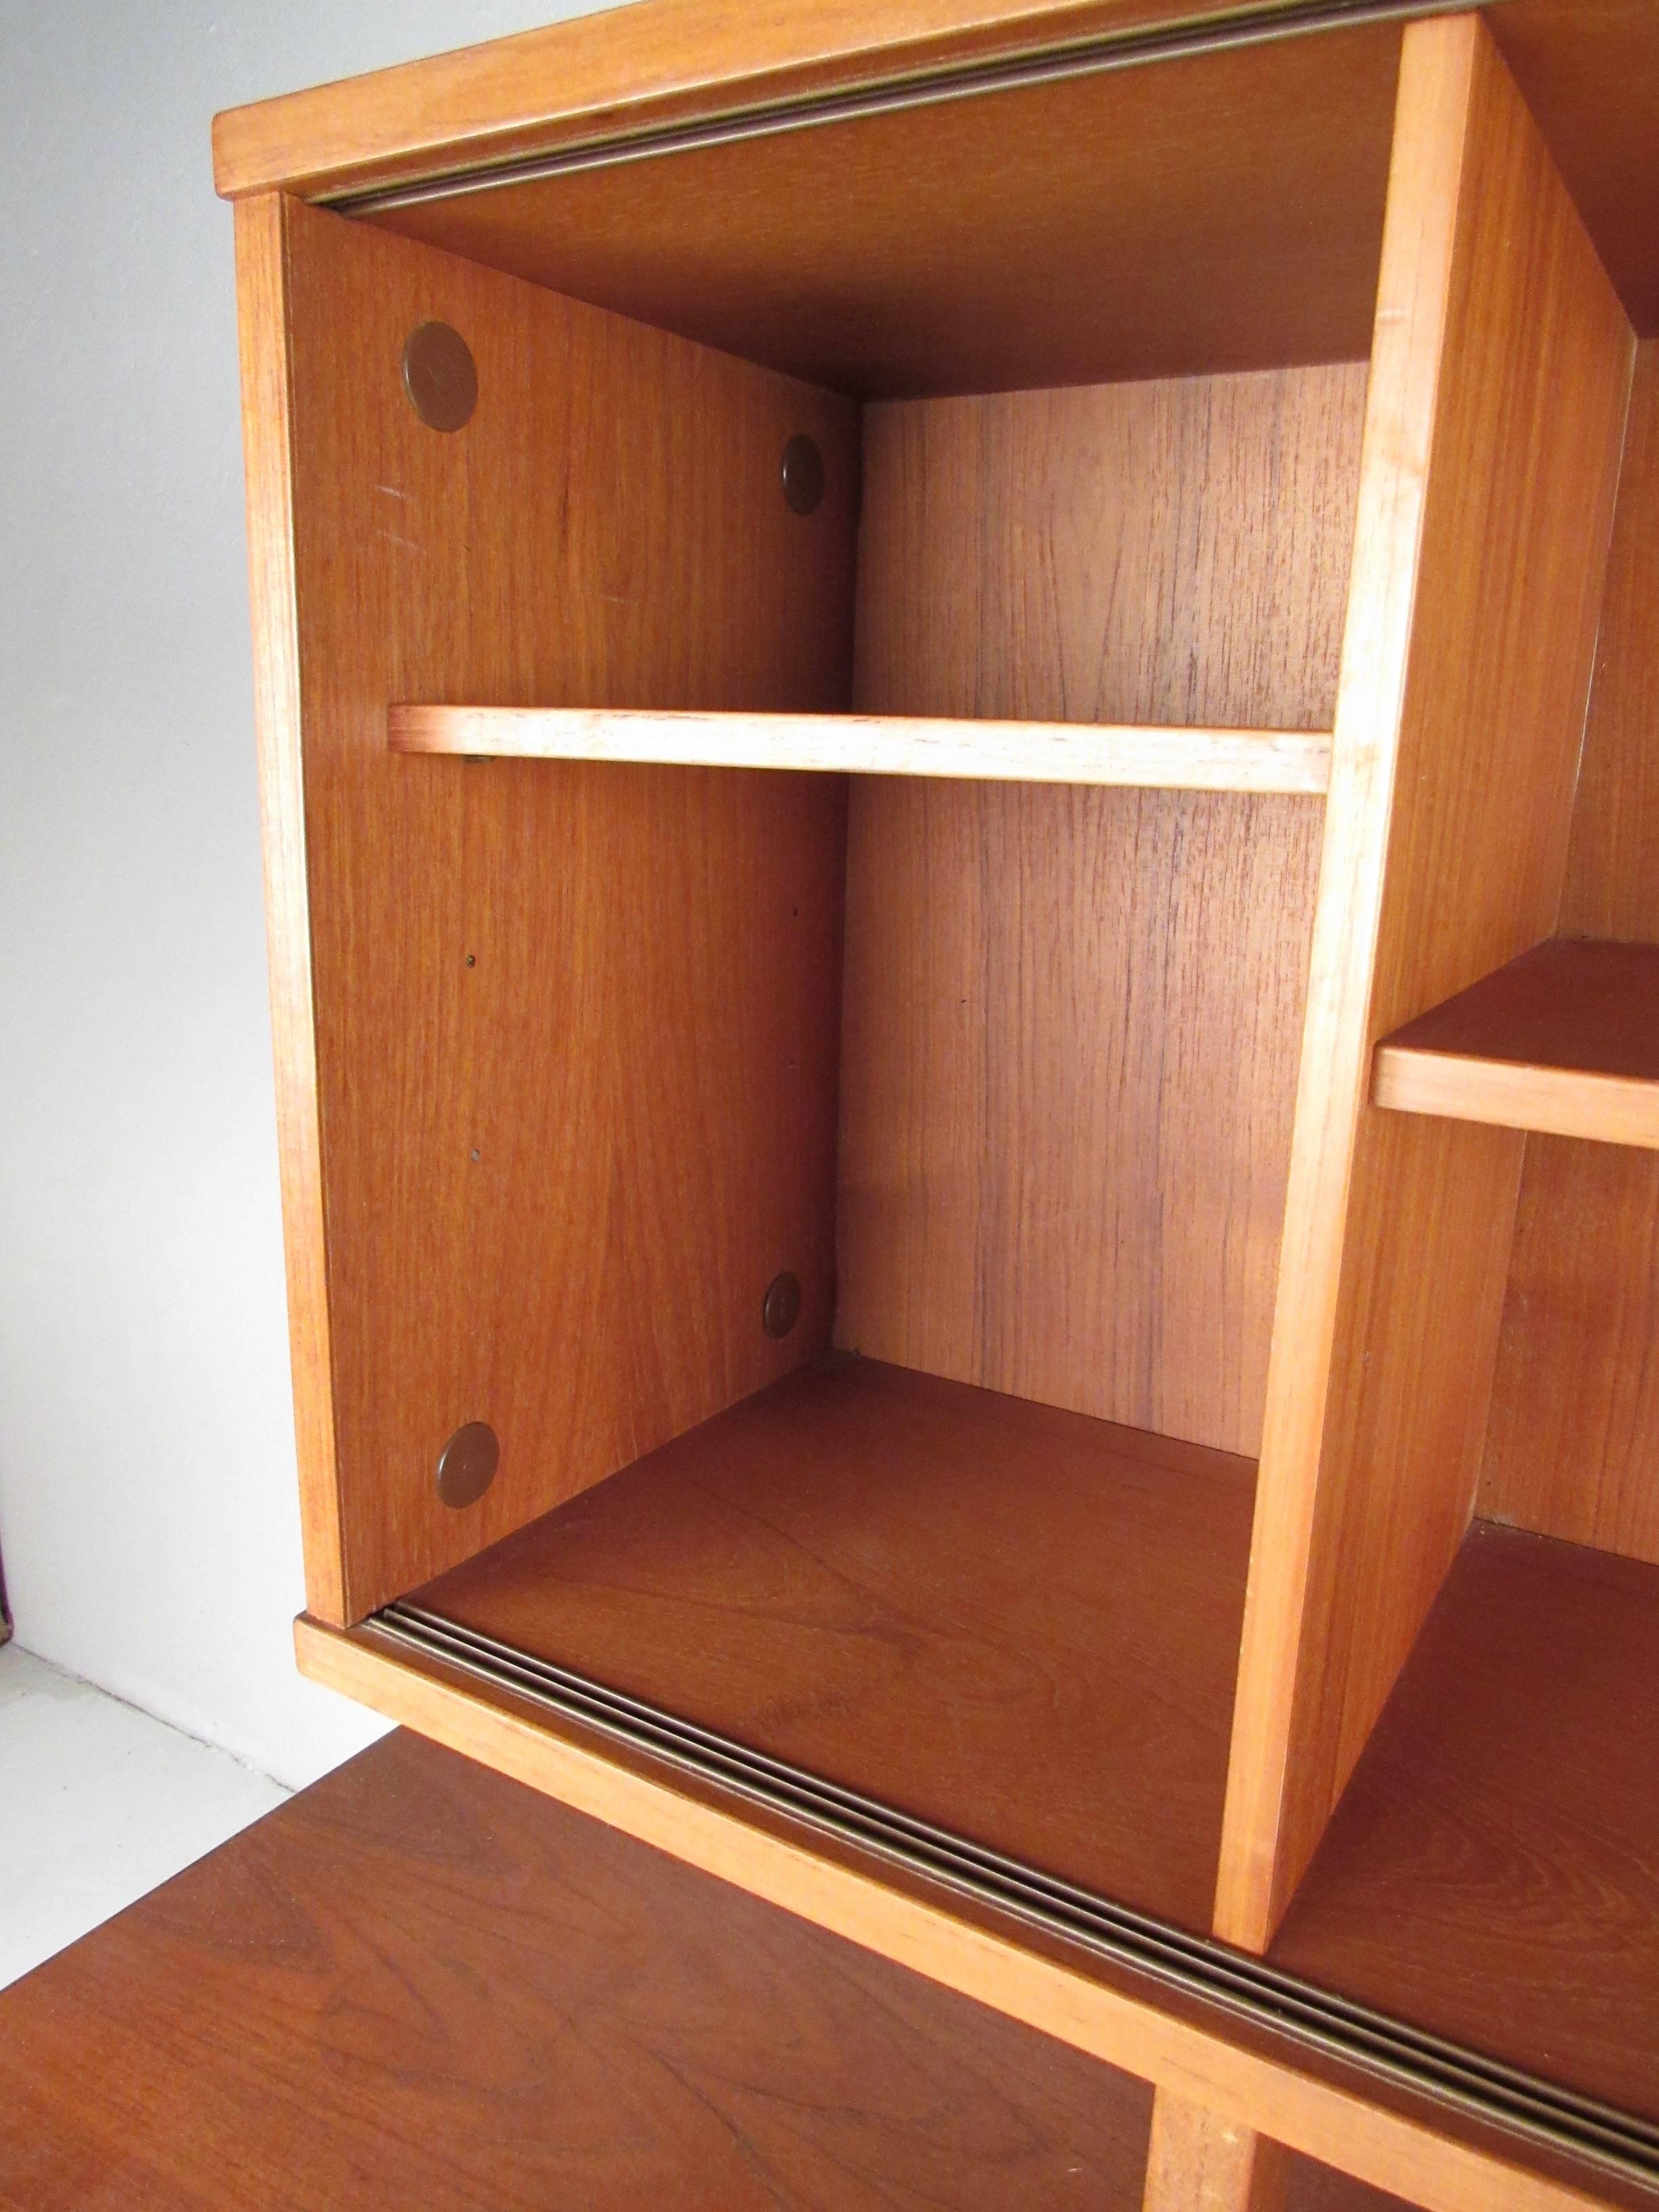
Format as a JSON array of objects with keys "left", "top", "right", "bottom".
[
  {"left": 762, "top": 1271, "right": 803, "bottom": 1339},
  {"left": 436, "top": 1420, "right": 498, "bottom": 1509},
  {"left": 781, "top": 434, "right": 825, "bottom": 516},
  {"left": 402, "top": 322, "right": 478, "bottom": 433}
]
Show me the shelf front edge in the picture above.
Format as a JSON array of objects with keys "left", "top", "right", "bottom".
[
  {"left": 1372, "top": 1043, "right": 1659, "bottom": 1149},
  {"left": 388, "top": 704, "right": 1334, "bottom": 794}
]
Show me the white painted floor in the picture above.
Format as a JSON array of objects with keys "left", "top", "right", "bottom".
[{"left": 0, "top": 1639, "right": 290, "bottom": 1990}]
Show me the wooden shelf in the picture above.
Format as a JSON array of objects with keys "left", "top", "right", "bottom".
[
  {"left": 1270, "top": 1521, "right": 1659, "bottom": 2127},
  {"left": 388, "top": 703, "right": 1334, "bottom": 795},
  {"left": 409, "top": 1355, "right": 1258, "bottom": 1936},
  {"left": 1372, "top": 939, "right": 1659, "bottom": 1147}
]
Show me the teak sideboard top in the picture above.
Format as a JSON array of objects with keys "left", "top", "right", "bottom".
[
  {"left": 3, "top": 1726, "right": 1428, "bottom": 2212},
  {"left": 215, "top": 6, "right": 1659, "bottom": 2210}
]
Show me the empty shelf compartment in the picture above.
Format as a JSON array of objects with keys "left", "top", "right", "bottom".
[{"left": 407, "top": 1356, "right": 1257, "bottom": 1936}]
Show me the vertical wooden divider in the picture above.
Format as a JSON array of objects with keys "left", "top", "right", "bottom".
[
  {"left": 1215, "top": 12, "right": 1633, "bottom": 1951},
  {"left": 235, "top": 192, "right": 861, "bottom": 1623}
]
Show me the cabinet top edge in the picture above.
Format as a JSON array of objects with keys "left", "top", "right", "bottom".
[{"left": 209, "top": 0, "right": 1479, "bottom": 208}]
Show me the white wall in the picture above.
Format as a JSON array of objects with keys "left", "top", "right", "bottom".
[{"left": 0, "top": 0, "right": 616, "bottom": 1788}]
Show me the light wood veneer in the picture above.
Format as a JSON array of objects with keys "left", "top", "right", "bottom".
[
  {"left": 1217, "top": 13, "right": 1634, "bottom": 1952},
  {"left": 1374, "top": 941, "right": 1659, "bottom": 1149},
  {"left": 389, "top": 705, "right": 1333, "bottom": 793}
]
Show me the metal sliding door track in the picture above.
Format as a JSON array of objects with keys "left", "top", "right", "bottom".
[
  {"left": 333, "top": 0, "right": 1466, "bottom": 216},
  {"left": 376, "top": 1599, "right": 1659, "bottom": 2193}
]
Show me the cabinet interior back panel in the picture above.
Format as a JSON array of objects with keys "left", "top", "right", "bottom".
[
  {"left": 838, "top": 367, "right": 1367, "bottom": 1456},
  {"left": 1481, "top": 340, "right": 1659, "bottom": 1564}
]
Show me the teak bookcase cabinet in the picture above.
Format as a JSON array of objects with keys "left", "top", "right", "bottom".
[{"left": 216, "top": 4, "right": 1659, "bottom": 2207}]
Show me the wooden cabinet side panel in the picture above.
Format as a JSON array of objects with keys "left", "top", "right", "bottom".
[
  {"left": 1218, "top": 17, "right": 1634, "bottom": 1946},
  {"left": 838, "top": 369, "right": 1364, "bottom": 1455},
  {"left": 273, "top": 198, "right": 859, "bottom": 1620},
  {"left": 1481, "top": 341, "right": 1659, "bottom": 1562},
  {"left": 234, "top": 194, "right": 344, "bottom": 1622}
]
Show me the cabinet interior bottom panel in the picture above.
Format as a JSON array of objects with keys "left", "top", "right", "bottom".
[
  {"left": 408, "top": 1355, "right": 1256, "bottom": 1936},
  {"left": 1269, "top": 1521, "right": 1659, "bottom": 2127}
]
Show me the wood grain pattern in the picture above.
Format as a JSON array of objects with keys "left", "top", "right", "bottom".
[
  {"left": 1492, "top": 0, "right": 1659, "bottom": 340},
  {"left": 1217, "top": 14, "right": 1635, "bottom": 1950},
  {"left": 838, "top": 785, "right": 1320, "bottom": 1458},
  {"left": 1374, "top": 941, "right": 1659, "bottom": 1149},
  {"left": 389, "top": 703, "right": 1334, "bottom": 793},
  {"left": 210, "top": 0, "right": 1392, "bottom": 204},
  {"left": 251, "top": 194, "right": 861, "bottom": 1622},
  {"left": 0, "top": 1724, "right": 1420, "bottom": 2212},
  {"left": 358, "top": 26, "right": 1399, "bottom": 397},
  {"left": 1271, "top": 1523, "right": 1659, "bottom": 2129},
  {"left": 234, "top": 196, "right": 344, "bottom": 1622},
  {"left": 0, "top": 1730, "right": 1159, "bottom": 2210},
  {"left": 1479, "top": 1138, "right": 1659, "bottom": 1567},
  {"left": 840, "top": 368, "right": 1361, "bottom": 1455},
  {"left": 855, "top": 371, "right": 1368, "bottom": 733},
  {"left": 292, "top": 1631, "right": 1633, "bottom": 2212},
  {"left": 1481, "top": 344, "right": 1659, "bottom": 1563},
  {"left": 1145, "top": 2092, "right": 1289, "bottom": 2212},
  {"left": 413, "top": 1355, "right": 1258, "bottom": 1933}
]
